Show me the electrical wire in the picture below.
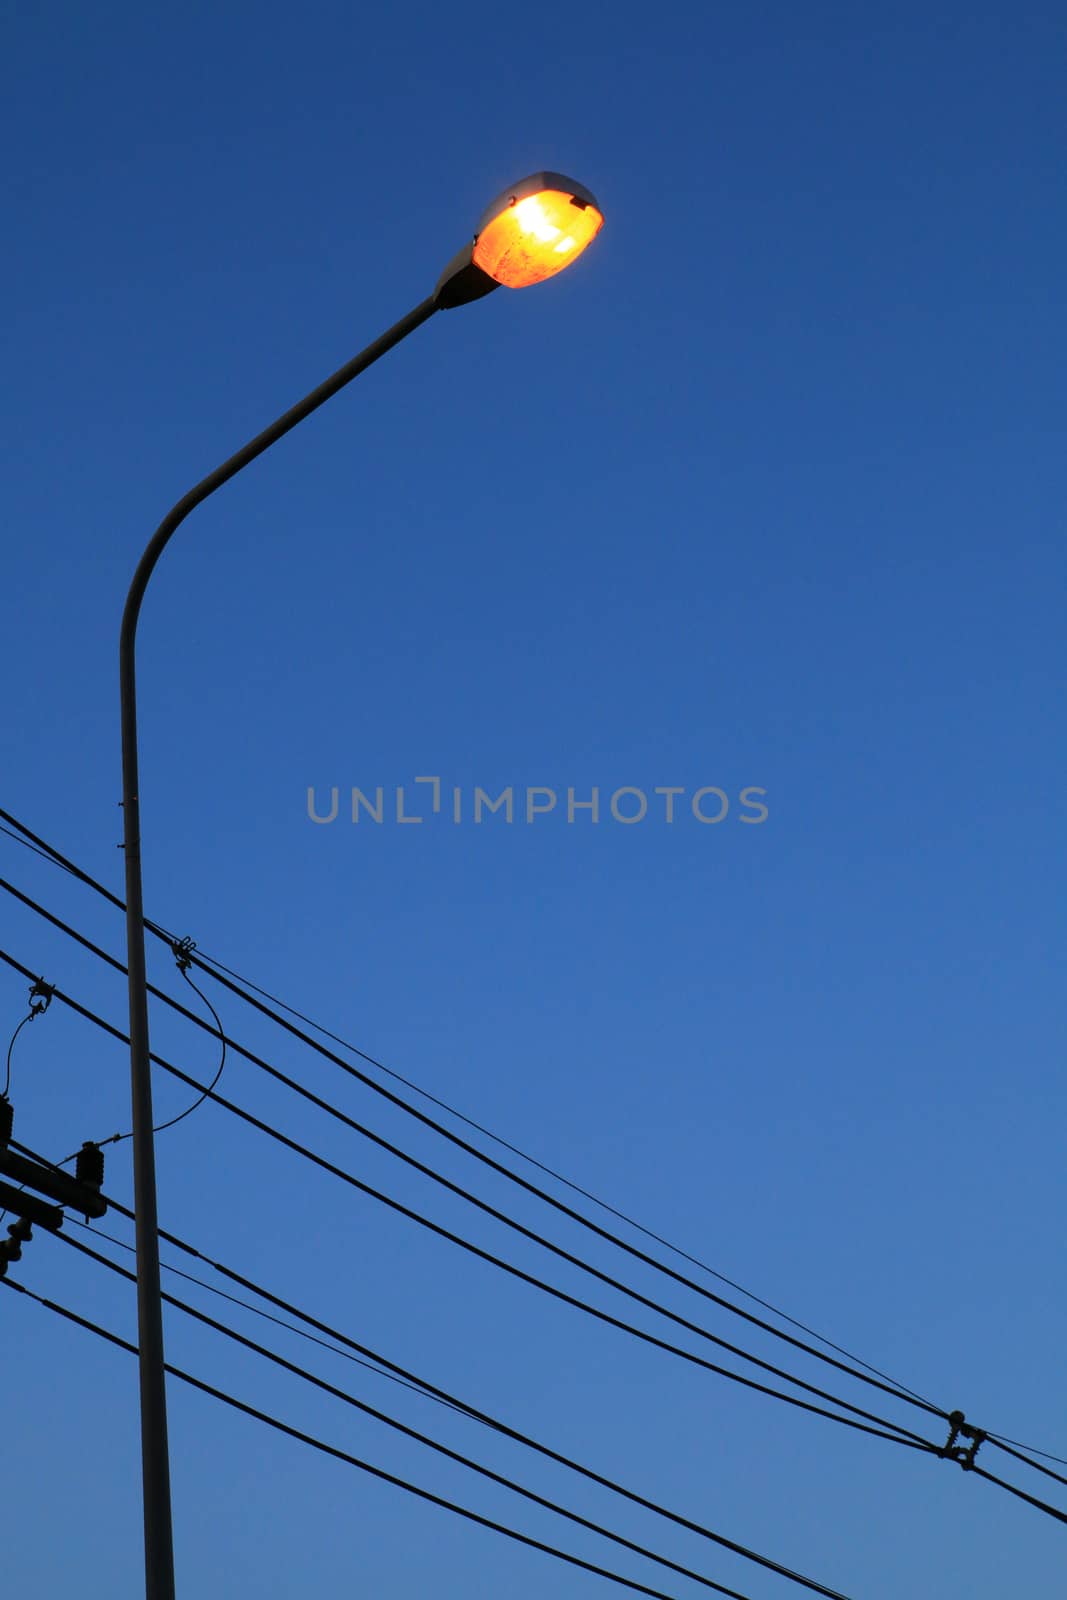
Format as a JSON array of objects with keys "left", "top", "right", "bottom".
[
  {"left": 963, "top": 1463, "right": 1067, "bottom": 1528},
  {"left": 2, "top": 977, "right": 52, "bottom": 1099},
  {"left": 0, "top": 895, "right": 220, "bottom": 1147},
  {"left": 0, "top": 978, "right": 54, "bottom": 1224},
  {"left": 0, "top": 1275, "right": 709, "bottom": 1600},
  {"left": 54, "top": 1227, "right": 856, "bottom": 1600},
  {"left": 18, "top": 1181, "right": 1067, "bottom": 1546},
  {"left": 66, "top": 1215, "right": 478, "bottom": 1421},
  {"left": 3, "top": 1013, "right": 31, "bottom": 1100},
  {"left": 982, "top": 1436, "right": 1067, "bottom": 1494},
  {"left": 985, "top": 1434, "right": 1067, "bottom": 1469},
  {"left": 0, "top": 821, "right": 72, "bottom": 875},
  {"left": 184, "top": 944, "right": 944, "bottom": 1416},
  {"left": 192, "top": 948, "right": 935, "bottom": 1407},
  {"left": 0, "top": 804, "right": 935, "bottom": 1409},
  {"left": 30, "top": 801, "right": 1053, "bottom": 1470},
  {"left": 0, "top": 876, "right": 945, "bottom": 1442},
  {"left": 24, "top": 1130, "right": 1067, "bottom": 1540},
  {"left": 149, "top": 959, "right": 227, "bottom": 1134},
  {"left": 0, "top": 881, "right": 938, "bottom": 1439},
  {"left": 3, "top": 811, "right": 1063, "bottom": 1482},
  {"left": 61, "top": 1198, "right": 855, "bottom": 1594},
  {"left": 0, "top": 950, "right": 939, "bottom": 1456}
]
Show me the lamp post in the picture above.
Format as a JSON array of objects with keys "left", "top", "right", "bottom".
[{"left": 119, "top": 173, "right": 603, "bottom": 1600}]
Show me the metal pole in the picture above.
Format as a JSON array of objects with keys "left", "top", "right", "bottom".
[{"left": 119, "top": 293, "right": 440, "bottom": 1598}]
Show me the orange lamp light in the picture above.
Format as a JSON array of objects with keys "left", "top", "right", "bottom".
[{"left": 472, "top": 173, "right": 604, "bottom": 289}]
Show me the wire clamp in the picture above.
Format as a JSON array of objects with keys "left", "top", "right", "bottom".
[
  {"left": 172, "top": 937, "right": 197, "bottom": 974},
  {"left": 941, "top": 1410, "right": 986, "bottom": 1469},
  {"left": 28, "top": 978, "right": 54, "bottom": 1019}
]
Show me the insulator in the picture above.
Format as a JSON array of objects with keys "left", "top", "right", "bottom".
[
  {"left": 0, "top": 1096, "right": 12, "bottom": 1146},
  {"left": 9, "top": 1217, "right": 32, "bottom": 1243},
  {"left": 75, "top": 1141, "right": 105, "bottom": 1189}
]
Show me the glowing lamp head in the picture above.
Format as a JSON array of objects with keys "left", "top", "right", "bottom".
[{"left": 472, "top": 173, "right": 604, "bottom": 289}]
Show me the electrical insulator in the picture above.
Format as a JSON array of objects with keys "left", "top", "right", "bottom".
[
  {"left": 2, "top": 1222, "right": 27, "bottom": 1262},
  {"left": 0, "top": 1096, "right": 12, "bottom": 1147},
  {"left": 75, "top": 1141, "right": 105, "bottom": 1190},
  {"left": 0, "top": 1145, "right": 106, "bottom": 1220},
  {"left": 0, "top": 1216, "right": 32, "bottom": 1277}
]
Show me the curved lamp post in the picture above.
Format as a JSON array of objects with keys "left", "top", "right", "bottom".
[{"left": 120, "top": 172, "right": 603, "bottom": 1599}]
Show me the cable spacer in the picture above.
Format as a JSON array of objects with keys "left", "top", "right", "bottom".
[
  {"left": 941, "top": 1410, "right": 966, "bottom": 1460},
  {"left": 172, "top": 936, "right": 197, "bottom": 974},
  {"left": 940, "top": 1410, "right": 986, "bottom": 1469}
]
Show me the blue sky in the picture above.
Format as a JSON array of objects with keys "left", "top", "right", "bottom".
[{"left": 2, "top": 2, "right": 1064, "bottom": 1595}]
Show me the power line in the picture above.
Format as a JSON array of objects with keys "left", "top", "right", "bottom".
[
  {"left": 4, "top": 813, "right": 1063, "bottom": 1489},
  {"left": 986, "top": 1434, "right": 1067, "bottom": 1470},
  {"left": 0, "top": 804, "right": 935, "bottom": 1409},
  {"left": 60, "top": 1193, "right": 854, "bottom": 1595},
  {"left": 3, "top": 1012, "right": 32, "bottom": 1101},
  {"left": 184, "top": 944, "right": 943, "bottom": 1414},
  {"left": 33, "top": 805, "right": 1063, "bottom": 1484},
  {"left": 0, "top": 876, "right": 943, "bottom": 1446},
  {"left": 6, "top": 819, "right": 1062, "bottom": 1504},
  {"left": 20, "top": 1167, "right": 1067, "bottom": 1548},
  {"left": 0, "top": 946, "right": 937, "bottom": 1456},
  {"left": 0, "top": 820, "right": 76, "bottom": 876},
  {"left": 191, "top": 948, "right": 936, "bottom": 1408},
  {"left": 0, "top": 1275, "right": 709, "bottom": 1600},
  {"left": 982, "top": 1436, "right": 1067, "bottom": 1495},
  {"left": 2, "top": 976, "right": 52, "bottom": 1099},
  {"left": 964, "top": 1463, "right": 1067, "bottom": 1528},
  {"left": 55, "top": 1227, "right": 856, "bottom": 1600},
  {"left": 66, "top": 1215, "right": 480, "bottom": 1423},
  {"left": 0, "top": 977, "right": 55, "bottom": 1225},
  {"left": 149, "top": 951, "right": 227, "bottom": 1134}
]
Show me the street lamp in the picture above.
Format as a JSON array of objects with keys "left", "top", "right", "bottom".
[{"left": 119, "top": 171, "right": 603, "bottom": 1600}]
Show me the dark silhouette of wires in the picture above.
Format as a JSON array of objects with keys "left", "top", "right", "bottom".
[
  {"left": 0, "top": 804, "right": 934, "bottom": 1410},
  {"left": 189, "top": 947, "right": 934, "bottom": 1408},
  {"left": 21, "top": 1125, "right": 1067, "bottom": 1537},
  {"left": 0, "top": 1275, "right": 713, "bottom": 1600},
  {"left": 979, "top": 1437, "right": 1067, "bottom": 1494},
  {"left": 3, "top": 1012, "right": 31, "bottom": 1100},
  {"left": 2, "top": 975, "right": 52, "bottom": 1098},
  {"left": 64, "top": 1214, "right": 482, "bottom": 1422},
  {"left": 182, "top": 945, "right": 947, "bottom": 1415},
  {"left": 0, "top": 820, "right": 65, "bottom": 874},
  {"left": 51, "top": 1227, "right": 858, "bottom": 1600},
  {"left": 0, "top": 976, "right": 54, "bottom": 1224},
  {"left": 52, "top": 1188, "right": 851, "bottom": 1596},
  {"left": 0, "top": 944, "right": 939, "bottom": 1456},
  {"left": 149, "top": 945, "right": 227, "bottom": 1134},
  {"left": 962, "top": 1466, "right": 1067, "bottom": 1526},
  {"left": 0, "top": 876, "right": 944, "bottom": 1447},
  {"left": 2, "top": 809, "right": 1063, "bottom": 1492}
]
